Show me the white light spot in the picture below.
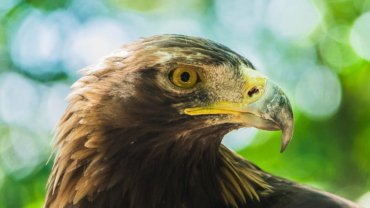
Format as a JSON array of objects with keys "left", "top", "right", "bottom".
[
  {"left": 38, "top": 83, "right": 70, "bottom": 131},
  {"left": 357, "top": 191, "right": 370, "bottom": 207},
  {"left": 223, "top": 128, "right": 257, "bottom": 151},
  {"left": 295, "top": 67, "right": 342, "bottom": 119},
  {"left": 10, "top": 10, "right": 78, "bottom": 75},
  {"left": 253, "top": 38, "right": 317, "bottom": 95},
  {"left": 320, "top": 25, "right": 361, "bottom": 70},
  {"left": 63, "top": 17, "right": 130, "bottom": 73},
  {"left": 350, "top": 12, "right": 370, "bottom": 61},
  {"left": 0, "top": 0, "right": 20, "bottom": 11},
  {"left": 0, "top": 73, "right": 39, "bottom": 126},
  {"left": 0, "top": 129, "right": 42, "bottom": 179},
  {"left": 215, "top": 0, "right": 266, "bottom": 34},
  {"left": 155, "top": 18, "right": 202, "bottom": 36},
  {"left": 266, "top": 0, "right": 321, "bottom": 39}
]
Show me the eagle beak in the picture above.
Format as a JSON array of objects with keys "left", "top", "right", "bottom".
[
  {"left": 184, "top": 68, "right": 294, "bottom": 152},
  {"left": 238, "top": 80, "right": 294, "bottom": 152}
]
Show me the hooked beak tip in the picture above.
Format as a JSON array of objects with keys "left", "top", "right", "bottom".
[
  {"left": 280, "top": 123, "right": 294, "bottom": 153},
  {"left": 247, "top": 80, "right": 295, "bottom": 152}
]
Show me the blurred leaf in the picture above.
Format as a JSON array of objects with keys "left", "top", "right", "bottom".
[{"left": 25, "top": 0, "right": 71, "bottom": 11}]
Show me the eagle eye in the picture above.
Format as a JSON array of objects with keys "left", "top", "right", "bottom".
[{"left": 169, "top": 67, "right": 199, "bottom": 89}]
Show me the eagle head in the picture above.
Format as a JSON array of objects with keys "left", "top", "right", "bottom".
[{"left": 45, "top": 34, "right": 294, "bottom": 208}]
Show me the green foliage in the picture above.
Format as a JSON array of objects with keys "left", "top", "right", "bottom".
[{"left": 0, "top": 0, "right": 369, "bottom": 207}]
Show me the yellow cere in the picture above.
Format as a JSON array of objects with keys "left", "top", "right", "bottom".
[
  {"left": 242, "top": 68, "right": 267, "bottom": 104},
  {"left": 183, "top": 67, "right": 268, "bottom": 117}
]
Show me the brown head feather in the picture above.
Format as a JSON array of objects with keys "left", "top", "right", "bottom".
[{"left": 44, "top": 35, "right": 269, "bottom": 208}]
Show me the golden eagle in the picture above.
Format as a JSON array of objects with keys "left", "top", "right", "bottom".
[{"left": 44, "top": 35, "right": 360, "bottom": 208}]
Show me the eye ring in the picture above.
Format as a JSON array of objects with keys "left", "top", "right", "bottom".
[{"left": 169, "top": 67, "right": 200, "bottom": 89}]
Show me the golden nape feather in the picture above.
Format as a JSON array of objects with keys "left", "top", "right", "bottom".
[{"left": 45, "top": 35, "right": 360, "bottom": 208}]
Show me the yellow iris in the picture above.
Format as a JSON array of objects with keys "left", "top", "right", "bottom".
[{"left": 170, "top": 67, "right": 199, "bottom": 89}]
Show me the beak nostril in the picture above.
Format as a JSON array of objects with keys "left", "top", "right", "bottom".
[{"left": 248, "top": 87, "right": 259, "bottom": 97}]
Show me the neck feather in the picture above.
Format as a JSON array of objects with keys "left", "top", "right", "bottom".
[{"left": 46, "top": 116, "right": 270, "bottom": 208}]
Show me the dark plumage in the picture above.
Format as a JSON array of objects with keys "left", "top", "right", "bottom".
[{"left": 44, "top": 35, "right": 360, "bottom": 208}]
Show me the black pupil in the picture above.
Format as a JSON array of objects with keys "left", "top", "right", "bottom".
[{"left": 180, "top": 72, "right": 190, "bottom": 82}]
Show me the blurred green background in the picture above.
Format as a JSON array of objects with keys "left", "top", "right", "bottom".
[{"left": 0, "top": 0, "right": 369, "bottom": 207}]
